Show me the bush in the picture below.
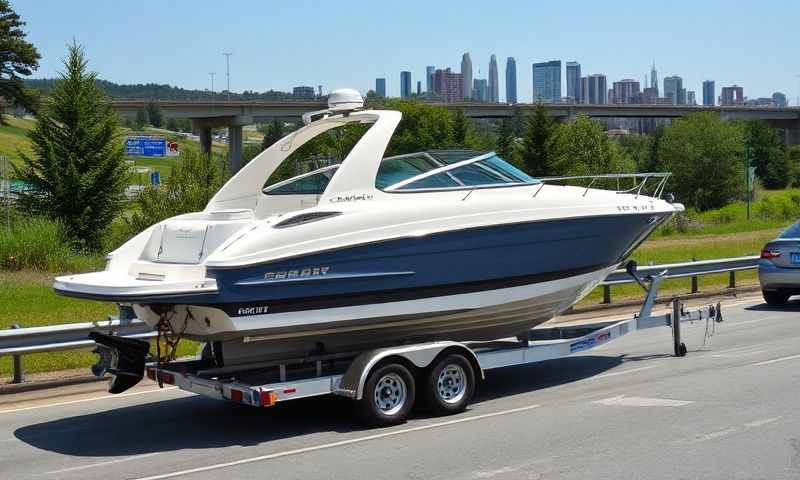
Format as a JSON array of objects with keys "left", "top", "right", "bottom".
[{"left": 0, "top": 216, "right": 103, "bottom": 272}]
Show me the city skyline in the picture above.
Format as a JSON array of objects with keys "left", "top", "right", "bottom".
[{"left": 14, "top": 0, "right": 800, "bottom": 104}]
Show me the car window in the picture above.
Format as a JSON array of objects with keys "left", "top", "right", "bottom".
[{"left": 778, "top": 220, "right": 800, "bottom": 239}]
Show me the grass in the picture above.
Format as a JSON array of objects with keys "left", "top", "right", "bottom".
[
  {"left": 0, "top": 116, "right": 35, "bottom": 165},
  {"left": 655, "top": 188, "right": 800, "bottom": 238}
]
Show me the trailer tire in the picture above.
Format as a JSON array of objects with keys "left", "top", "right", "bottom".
[
  {"left": 357, "top": 362, "right": 415, "bottom": 427},
  {"left": 421, "top": 354, "right": 475, "bottom": 416}
]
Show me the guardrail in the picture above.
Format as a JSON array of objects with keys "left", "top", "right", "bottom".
[
  {"left": 599, "top": 255, "right": 760, "bottom": 304},
  {"left": 0, "top": 255, "right": 761, "bottom": 384}
]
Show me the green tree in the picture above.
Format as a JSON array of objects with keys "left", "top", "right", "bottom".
[
  {"left": 134, "top": 107, "right": 147, "bottom": 129},
  {"left": 617, "top": 133, "right": 652, "bottom": 172},
  {"left": 125, "top": 150, "right": 226, "bottom": 234},
  {"left": 551, "top": 115, "right": 634, "bottom": 176},
  {"left": 146, "top": 100, "right": 163, "bottom": 128},
  {"left": 381, "top": 99, "right": 454, "bottom": 156},
  {"left": 743, "top": 119, "right": 790, "bottom": 189},
  {"left": 261, "top": 117, "right": 284, "bottom": 150},
  {"left": 165, "top": 117, "right": 179, "bottom": 132},
  {"left": 658, "top": 112, "right": 745, "bottom": 211},
  {"left": 789, "top": 145, "right": 800, "bottom": 187},
  {"left": 0, "top": 0, "right": 40, "bottom": 117},
  {"left": 14, "top": 43, "right": 128, "bottom": 249},
  {"left": 521, "top": 104, "right": 556, "bottom": 176},
  {"left": 452, "top": 109, "right": 472, "bottom": 147}
]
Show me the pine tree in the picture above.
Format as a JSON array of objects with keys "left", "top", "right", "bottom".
[
  {"left": 14, "top": 42, "right": 128, "bottom": 249},
  {"left": 134, "top": 107, "right": 147, "bottom": 130},
  {"left": 0, "top": 0, "right": 41, "bottom": 117},
  {"left": 521, "top": 104, "right": 556, "bottom": 177}
]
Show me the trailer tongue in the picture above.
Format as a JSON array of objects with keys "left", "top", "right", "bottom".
[{"left": 88, "top": 264, "right": 723, "bottom": 426}]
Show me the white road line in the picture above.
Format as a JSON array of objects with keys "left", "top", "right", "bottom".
[
  {"left": 45, "top": 452, "right": 164, "bottom": 475},
  {"left": 751, "top": 353, "right": 800, "bottom": 366},
  {"left": 592, "top": 395, "right": 693, "bottom": 407},
  {"left": 0, "top": 386, "right": 179, "bottom": 415},
  {"left": 591, "top": 365, "right": 656, "bottom": 379},
  {"left": 131, "top": 404, "right": 543, "bottom": 480},
  {"left": 711, "top": 350, "right": 765, "bottom": 358},
  {"left": 683, "top": 417, "right": 781, "bottom": 444}
]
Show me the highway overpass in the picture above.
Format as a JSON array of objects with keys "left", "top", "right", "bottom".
[{"left": 4, "top": 99, "right": 800, "bottom": 172}]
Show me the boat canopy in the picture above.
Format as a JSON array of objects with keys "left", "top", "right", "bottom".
[{"left": 263, "top": 150, "right": 539, "bottom": 196}]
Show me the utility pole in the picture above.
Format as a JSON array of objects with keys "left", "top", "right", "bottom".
[
  {"left": 795, "top": 74, "right": 800, "bottom": 106},
  {"left": 209, "top": 72, "right": 216, "bottom": 97},
  {"left": 222, "top": 52, "right": 232, "bottom": 101}
]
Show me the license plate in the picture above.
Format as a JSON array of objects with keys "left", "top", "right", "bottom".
[{"left": 792, "top": 253, "right": 800, "bottom": 264}]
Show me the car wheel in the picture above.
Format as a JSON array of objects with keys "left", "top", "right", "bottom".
[{"left": 762, "top": 290, "right": 790, "bottom": 306}]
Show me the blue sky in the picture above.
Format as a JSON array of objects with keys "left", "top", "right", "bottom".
[{"left": 13, "top": 0, "right": 800, "bottom": 104}]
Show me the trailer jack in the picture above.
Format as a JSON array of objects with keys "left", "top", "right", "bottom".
[{"left": 89, "top": 331, "right": 150, "bottom": 393}]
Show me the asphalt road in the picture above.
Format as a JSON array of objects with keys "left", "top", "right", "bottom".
[{"left": 1, "top": 294, "right": 799, "bottom": 480}]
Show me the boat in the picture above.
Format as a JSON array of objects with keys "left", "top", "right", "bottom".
[{"left": 54, "top": 89, "right": 682, "bottom": 391}]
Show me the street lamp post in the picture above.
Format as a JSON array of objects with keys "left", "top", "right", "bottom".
[
  {"left": 209, "top": 72, "right": 215, "bottom": 97},
  {"left": 222, "top": 52, "right": 232, "bottom": 101}
]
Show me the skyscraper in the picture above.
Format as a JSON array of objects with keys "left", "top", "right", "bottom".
[
  {"left": 416, "top": 81, "right": 421, "bottom": 96},
  {"left": 687, "top": 91, "right": 696, "bottom": 105},
  {"left": 773, "top": 92, "right": 788, "bottom": 107},
  {"left": 473, "top": 78, "right": 488, "bottom": 101},
  {"left": 566, "top": 61, "right": 581, "bottom": 103},
  {"left": 720, "top": 85, "right": 744, "bottom": 105},
  {"left": 461, "top": 53, "right": 473, "bottom": 100},
  {"left": 650, "top": 62, "right": 659, "bottom": 96},
  {"left": 505, "top": 57, "right": 517, "bottom": 104},
  {"left": 612, "top": 79, "right": 640, "bottom": 104},
  {"left": 426, "top": 66, "right": 435, "bottom": 93},
  {"left": 488, "top": 54, "right": 499, "bottom": 103},
  {"left": 702, "top": 80, "right": 715, "bottom": 106},
  {"left": 375, "top": 78, "right": 386, "bottom": 98},
  {"left": 584, "top": 74, "right": 607, "bottom": 104},
  {"left": 400, "top": 71, "right": 411, "bottom": 98},
  {"left": 663, "top": 75, "right": 683, "bottom": 105},
  {"left": 532, "top": 60, "right": 561, "bottom": 103},
  {"left": 432, "top": 68, "right": 463, "bottom": 103}
]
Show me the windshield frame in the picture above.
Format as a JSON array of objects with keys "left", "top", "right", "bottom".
[{"left": 383, "top": 151, "right": 540, "bottom": 193}]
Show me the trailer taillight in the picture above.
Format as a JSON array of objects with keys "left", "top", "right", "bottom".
[
  {"left": 230, "top": 389, "right": 243, "bottom": 402},
  {"left": 260, "top": 390, "right": 278, "bottom": 407}
]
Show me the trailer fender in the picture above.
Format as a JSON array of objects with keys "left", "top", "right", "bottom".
[{"left": 334, "top": 341, "right": 483, "bottom": 400}]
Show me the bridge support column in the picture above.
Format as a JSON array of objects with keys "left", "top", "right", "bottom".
[
  {"left": 199, "top": 127, "right": 212, "bottom": 155},
  {"left": 228, "top": 125, "right": 243, "bottom": 174}
]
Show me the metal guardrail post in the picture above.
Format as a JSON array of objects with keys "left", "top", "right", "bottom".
[
  {"left": 690, "top": 257, "right": 699, "bottom": 294},
  {"left": 10, "top": 324, "right": 23, "bottom": 383},
  {"left": 728, "top": 271, "right": 736, "bottom": 288},
  {"left": 602, "top": 285, "right": 611, "bottom": 304}
]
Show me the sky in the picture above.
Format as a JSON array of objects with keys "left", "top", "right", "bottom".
[{"left": 12, "top": 0, "right": 800, "bottom": 104}]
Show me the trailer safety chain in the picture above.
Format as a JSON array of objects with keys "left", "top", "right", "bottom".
[{"left": 154, "top": 309, "right": 192, "bottom": 386}]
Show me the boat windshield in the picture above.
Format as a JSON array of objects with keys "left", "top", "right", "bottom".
[
  {"left": 263, "top": 151, "right": 538, "bottom": 196},
  {"left": 382, "top": 151, "right": 539, "bottom": 191}
]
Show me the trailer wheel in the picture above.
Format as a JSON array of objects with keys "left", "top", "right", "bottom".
[
  {"left": 357, "top": 362, "right": 415, "bottom": 427},
  {"left": 421, "top": 354, "right": 475, "bottom": 416}
]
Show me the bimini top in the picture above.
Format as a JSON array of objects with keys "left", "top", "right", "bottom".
[{"left": 262, "top": 150, "right": 539, "bottom": 197}]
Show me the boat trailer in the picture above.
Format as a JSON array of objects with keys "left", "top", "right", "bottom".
[{"left": 91, "top": 262, "right": 723, "bottom": 426}]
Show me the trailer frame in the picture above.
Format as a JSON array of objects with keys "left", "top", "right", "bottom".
[{"left": 143, "top": 269, "right": 722, "bottom": 424}]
